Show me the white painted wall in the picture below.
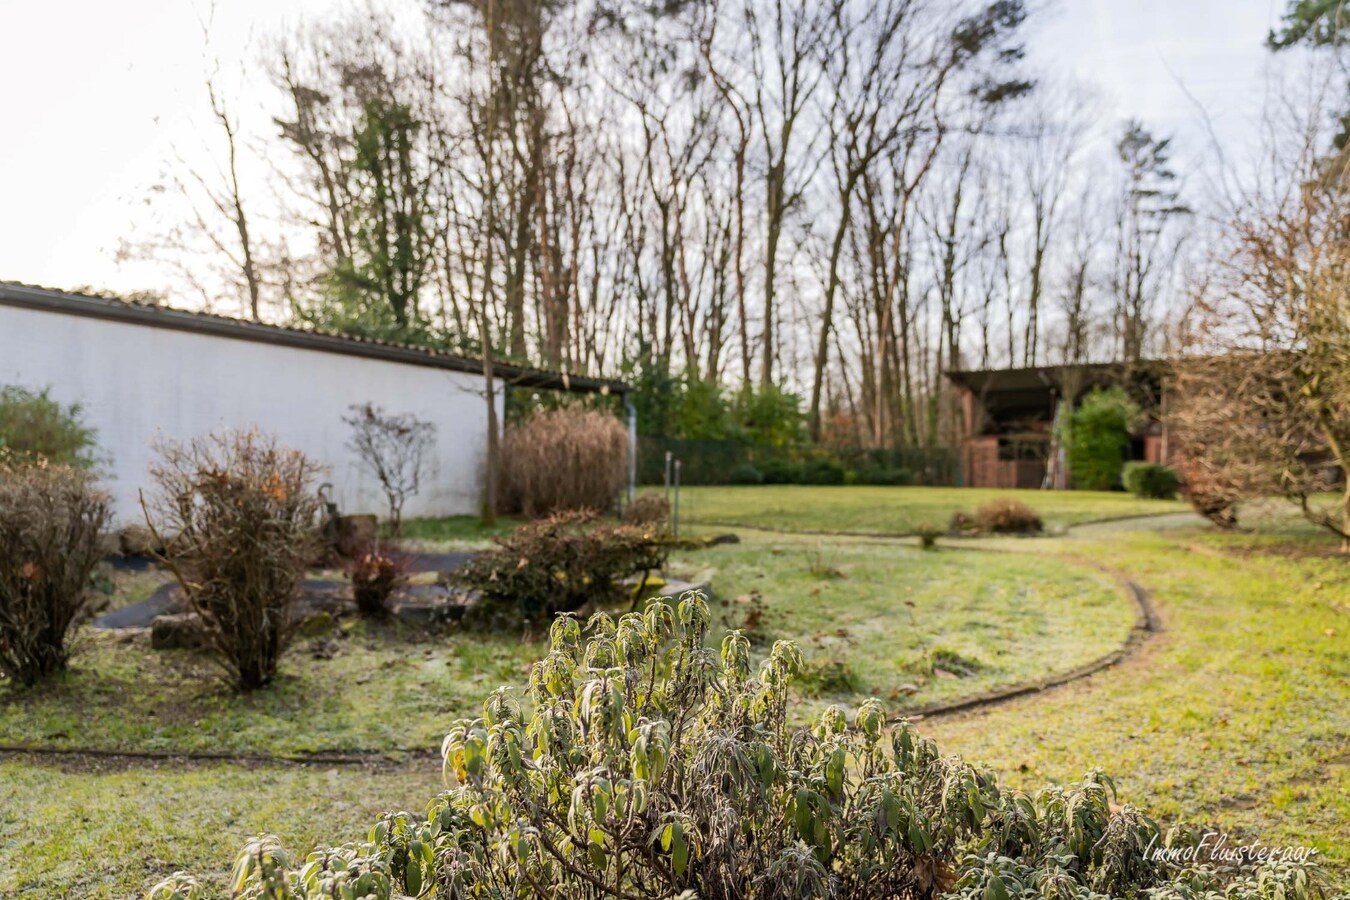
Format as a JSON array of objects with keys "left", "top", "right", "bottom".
[{"left": 0, "top": 304, "right": 497, "bottom": 525}]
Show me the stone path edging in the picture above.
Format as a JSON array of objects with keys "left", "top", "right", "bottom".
[
  {"left": 0, "top": 743, "right": 438, "bottom": 769},
  {"left": 897, "top": 578, "right": 1159, "bottom": 723}
]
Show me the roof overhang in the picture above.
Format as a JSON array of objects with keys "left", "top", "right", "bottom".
[
  {"left": 0, "top": 282, "right": 628, "bottom": 396},
  {"left": 945, "top": 360, "right": 1168, "bottom": 397}
]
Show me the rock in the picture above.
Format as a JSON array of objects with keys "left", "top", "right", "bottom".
[
  {"left": 151, "top": 612, "right": 206, "bottom": 651},
  {"left": 295, "top": 610, "right": 336, "bottom": 638},
  {"left": 118, "top": 525, "right": 162, "bottom": 556},
  {"left": 334, "top": 515, "right": 379, "bottom": 558},
  {"left": 393, "top": 587, "right": 479, "bottom": 626},
  {"left": 96, "top": 531, "right": 123, "bottom": 558}
]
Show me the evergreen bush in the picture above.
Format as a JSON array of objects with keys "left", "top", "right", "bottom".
[
  {"left": 172, "top": 595, "right": 1330, "bottom": 900},
  {"left": 730, "top": 463, "right": 764, "bottom": 485},
  {"left": 0, "top": 385, "right": 99, "bottom": 469},
  {"left": 1068, "top": 387, "right": 1141, "bottom": 491},
  {"left": 802, "top": 458, "right": 846, "bottom": 485},
  {"left": 1122, "top": 462, "right": 1179, "bottom": 499},
  {"left": 759, "top": 458, "right": 804, "bottom": 484}
]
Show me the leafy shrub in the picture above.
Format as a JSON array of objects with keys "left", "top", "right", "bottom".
[
  {"left": 453, "top": 511, "right": 669, "bottom": 623},
  {"left": 758, "top": 458, "right": 804, "bottom": 484},
  {"left": 501, "top": 408, "right": 628, "bottom": 517},
  {"left": 0, "top": 385, "right": 98, "bottom": 468},
  {"left": 974, "top": 498, "right": 1043, "bottom": 534},
  {"left": 209, "top": 597, "right": 1330, "bottom": 900},
  {"left": 145, "top": 430, "right": 323, "bottom": 691},
  {"left": 1068, "top": 387, "right": 1141, "bottom": 490},
  {"left": 621, "top": 492, "right": 670, "bottom": 528},
  {"left": 853, "top": 464, "right": 912, "bottom": 486},
  {"left": 915, "top": 521, "right": 943, "bottom": 549},
  {"left": 801, "top": 457, "right": 845, "bottom": 485},
  {"left": 730, "top": 462, "right": 764, "bottom": 484},
  {"left": 348, "top": 546, "right": 408, "bottom": 618},
  {"left": 0, "top": 457, "right": 110, "bottom": 685},
  {"left": 1122, "top": 462, "right": 1179, "bottom": 499}
]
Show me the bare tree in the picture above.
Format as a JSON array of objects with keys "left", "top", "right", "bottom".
[
  {"left": 120, "top": 67, "right": 268, "bottom": 320},
  {"left": 1015, "top": 85, "right": 1091, "bottom": 366},
  {"left": 1172, "top": 109, "right": 1350, "bottom": 549},
  {"left": 343, "top": 403, "right": 436, "bottom": 534},
  {"left": 1112, "top": 120, "right": 1189, "bottom": 364},
  {"left": 740, "top": 0, "right": 830, "bottom": 387}
]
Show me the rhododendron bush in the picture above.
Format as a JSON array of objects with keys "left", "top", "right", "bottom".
[{"left": 150, "top": 593, "right": 1328, "bottom": 899}]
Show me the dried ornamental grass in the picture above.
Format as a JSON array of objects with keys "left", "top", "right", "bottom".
[{"left": 500, "top": 407, "right": 628, "bottom": 517}]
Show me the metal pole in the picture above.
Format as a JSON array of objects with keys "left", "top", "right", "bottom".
[
  {"left": 664, "top": 451, "right": 673, "bottom": 502},
  {"left": 626, "top": 398, "right": 638, "bottom": 505},
  {"left": 673, "top": 459, "right": 681, "bottom": 538}
]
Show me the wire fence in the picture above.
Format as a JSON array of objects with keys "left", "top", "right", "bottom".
[{"left": 637, "top": 436, "right": 957, "bottom": 487}]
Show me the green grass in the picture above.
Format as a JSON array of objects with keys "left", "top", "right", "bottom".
[
  {"left": 0, "top": 619, "right": 537, "bottom": 755},
  {"left": 3, "top": 492, "right": 1344, "bottom": 894},
  {"left": 1, "top": 531, "right": 1128, "bottom": 756},
  {"left": 919, "top": 521, "right": 1350, "bottom": 883},
  {"left": 396, "top": 514, "right": 523, "bottom": 545},
  {"left": 677, "top": 484, "right": 1187, "bottom": 534},
  {"left": 671, "top": 530, "right": 1134, "bottom": 716},
  {"left": 0, "top": 759, "right": 439, "bottom": 897}
]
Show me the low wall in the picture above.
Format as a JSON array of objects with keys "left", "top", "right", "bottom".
[{"left": 1, "top": 303, "right": 497, "bottom": 525}]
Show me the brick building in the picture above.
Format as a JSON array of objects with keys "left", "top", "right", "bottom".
[{"left": 946, "top": 361, "right": 1169, "bottom": 489}]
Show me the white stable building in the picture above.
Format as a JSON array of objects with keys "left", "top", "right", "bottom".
[{"left": 0, "top": 282, "right": 628, "bottom": 525}]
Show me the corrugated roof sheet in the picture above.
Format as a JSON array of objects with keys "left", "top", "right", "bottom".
[{"left": 0, "top": 280, "right": 629, "bottom": 395}]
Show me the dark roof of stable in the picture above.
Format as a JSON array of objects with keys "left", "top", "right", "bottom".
[
  {"left": 945, "top": 360, "right": 1167, "bottom": 395},
  {"left": 0, "top": 281, "right": 629, "bottom": 396}
]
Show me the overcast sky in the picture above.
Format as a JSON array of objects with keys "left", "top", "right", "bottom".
[{"left": 0, "top": 0, "right": 1287, "bottom": 297}]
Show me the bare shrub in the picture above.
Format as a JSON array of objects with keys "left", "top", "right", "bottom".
[
  {"left": 975, "top": 498, "right": 1043, "bottom": 533},
  {"left": 343, "top": 403, "right": 435, "bottom": 534},
  {"left": 0, "top": 456, "right": 110, "bottom": 685},
  {"left": 145, "top": 430, "right": 323, "bottom": 691},
  {"left": 500, "top": 408, "right": 627, "bottom": 517},
  {"left": 454, "top": 510, "right": 668, "bottom": 623},
  {"left": 621, "top": 491, "right": 670, "bottom": 528},
  {"left": 1170, "top": 96, "right": 1350, "bottom": 551},
  {"left": 1176, "top": 459, "right": 1240, "bottom": 529}
]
